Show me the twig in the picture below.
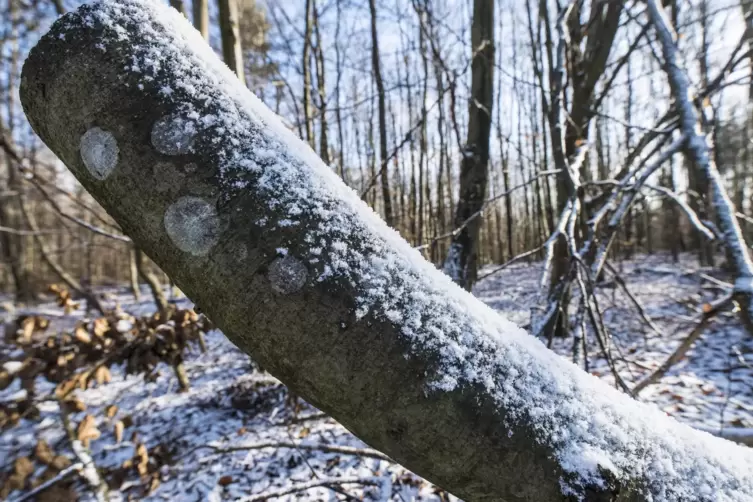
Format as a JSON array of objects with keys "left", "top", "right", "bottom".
[
  {"left": 604, "top": 261, "right": 665, "bottom": 339},
  {"left": 239, "top": 476, "right": 381, "bottom": 502},
  {"left": 416, "top": 170, "right": 561, "bottom": 251},
  {"left": 10, "top": 462, "right": 83, "bottom": 502},
  {"left": 476, "top": 245, "right": 545, "bottom": 281},
  {"left": 632, "top": 294, "right": 733, "bottom": 395},
  {"left": 185, "top": 440, "right": 392, "bottom": 462}
]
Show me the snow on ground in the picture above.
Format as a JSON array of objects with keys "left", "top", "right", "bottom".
[{"left": 1, "top": 252, "right": 752, "bottom": 501}]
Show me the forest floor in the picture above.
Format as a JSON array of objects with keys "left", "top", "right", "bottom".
[{"left": 1, "top": 252, "right": 752, "bottom": 501}]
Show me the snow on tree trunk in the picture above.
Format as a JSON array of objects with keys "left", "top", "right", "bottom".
[{"left": 20, "top": 1, "right": 753, "bottom": 500}]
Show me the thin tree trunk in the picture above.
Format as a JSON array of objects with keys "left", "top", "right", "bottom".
[
  {"left": 442, "top": 0, "right": 494, "bottom": 290},
  {"left": 302, "top": 0, "right": 314, "bottom": 147},
  {"left": 129, "top": 246, "right": 141, "bottom": 300},
  {"left": 218, "top": 0, "right": 245, "bottom": 82},
  {"left": 169, "top": 0, "right": 186, "bottom": 16},
  {"left": 135, "top": 247, "right": 169, "bottom": 317},
  {"left": 192, "top": 0, "right": 209, "bottom": 40},
  {"left": 312, "top": 0, "right": 330, "bottom": 165},
  {"left": 368, "top": 0, "right": 393, "bottom": 227}
]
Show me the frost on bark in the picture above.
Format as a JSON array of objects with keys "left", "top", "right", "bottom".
[{"left": 20, "top": 1, "right": 753, "bottom": 501}]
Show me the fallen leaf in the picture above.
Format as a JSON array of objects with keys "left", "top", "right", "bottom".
[{"left": 77, "top": 415, "right": 101, "bottom": 447}]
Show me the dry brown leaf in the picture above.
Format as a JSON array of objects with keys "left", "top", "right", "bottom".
[
  {"left": 297, "top": 427, "right": 311, "bottom": 439},
  {"left": 20, "top": 317, "right": 35, "bottom": 344},
  {"left": 78, "top": 371, "right": 91, "bottom": 390},
  {"left": 148, "top": 475, "right": 160, "bottom": 493},
  {"left": 114, "top": 420, "right": 125, "bottom": 443},
  {"left": 63, "top": 300, "right": 79, "bottom": 315},
  {"left": 76, "top": 415, "right": 101, "bottom": 447},
  {"left": 95, "top": 366, "right": 111, "bottom": 385},
  {"left": 105, "top": 404, "right": 118, "bottom": 419},
  {"left": 92, "top": 318, "right": 110, "bottom": 338},
  {"left": 74, "top": 326, "right": 91, "bottom": 344},
  {"left": 0, "top": 370, "right": 12, "bottom": 391},
  {"left": 34, "top": 440, "right": 55, "bottom": 465},
  {"left": 50, "top": 455, "right": 71, "bottom": 471},
  {"left": 62, "top": 398, "right": 87, "bottom": 413},
  {"left": 136, "top": 443, "right": 149, "bottom": 476},
  {"left": 218, "top": 475, "right": 233, "bottom": 486},
  {"left": 55, "top": 379, "right": 78, "bottom": 399},
  {"left": 14, "top": 456, "right": 35, "bottom": 478}
]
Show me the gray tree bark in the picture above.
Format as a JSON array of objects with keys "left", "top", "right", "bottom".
[{"left": 19, "top": 2, "right": 753, "bottom": 501}]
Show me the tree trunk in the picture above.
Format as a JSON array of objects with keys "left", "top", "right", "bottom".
[
  {"left": 312, "top": 0, "right": 330, "bottom": 166},
  {"left": 645, "top": 0, "right": 753, "bottom": 333},
  {"left": 192, "top": 0, "right": 209, "bottom": 40},
  {"left": 134, "top": 247, "right": 168, "bottom": 317},
  {"left": 20, "top": 2, "right": 753, "bottom": 500},
  {"left": 368, "top": 0, "right": 393, "bottom": 228},
  {"left": 218, "top": 0, "right": 244, "bottom": 82},
  {"left": 302, "top": 0, "right": 314, "bottom": 148},
  {"left": 129, "top": 246, "right": 141, "bottom": 300},
  {"left": 169, "top": 0, "right": 186, "bottom": 16},
  {"left": 442, "top": 0, "right": 494, "bottom": 291}
]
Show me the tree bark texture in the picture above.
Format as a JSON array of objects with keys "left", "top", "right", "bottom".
[{"left": 20, "top": 2, "right": 753, "bottom": 501}]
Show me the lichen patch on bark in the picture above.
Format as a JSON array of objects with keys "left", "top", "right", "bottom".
[
  {"left": 80, "top": 127, "right": 119, "bottom": 180},
  {"left": 164, "top": 196, "right": 220, "bottom": 256}
]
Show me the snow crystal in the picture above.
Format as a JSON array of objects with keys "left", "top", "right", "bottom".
[
  {"left": 163, "top": 196, "right": 220, "bottom": 256},
  {"left": 79, "top": 126, "right": 118, "bottom": 180},
  {"left": 55, "top": 1, "right": 753, "bottom": 499}
]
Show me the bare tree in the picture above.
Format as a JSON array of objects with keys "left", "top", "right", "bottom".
[{"left": 645, "top": 0, "right": 753, "bottom": 332}]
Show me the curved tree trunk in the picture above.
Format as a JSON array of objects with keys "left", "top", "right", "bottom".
[{"left": 20, "top": 2, "right": 753, "bottom": 500}]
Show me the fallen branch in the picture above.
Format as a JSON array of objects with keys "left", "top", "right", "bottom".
[
  {"left": 632, "top": 294, "right": 733, "bottom": 395},
  {"left": 190, "top": 440, "right": 392, "bottom": 462}
]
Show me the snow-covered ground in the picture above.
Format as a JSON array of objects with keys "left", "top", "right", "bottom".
[{"left": 1, "top": 253, "right": 751, "bottom": 501}]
